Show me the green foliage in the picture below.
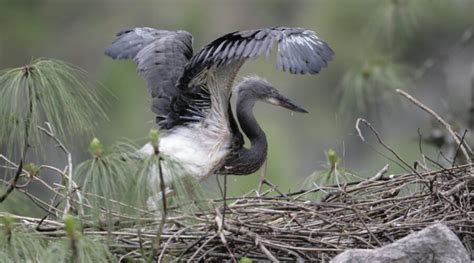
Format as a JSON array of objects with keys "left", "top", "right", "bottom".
[
  {"left": 336, "top": 0, "right": 423, "bottom": 118},
  {"left": 149, "top": 129, "right": 159, "bottom": 148},
  {"left": 0, "top": 58, "right": 107, "bottom": 153},
  {"left": 39, "top": 239, "right": 114, "bottom": 263},
  {"left": 132, "top": 154, "right": 164, "bottom": 211},
  {"left": 76, "top": 139, "right": 138, "bottom": 223},
  {"left": 327, "top": 149, "right": 339, "bottom": 167},
  {"left": 0, "top": 215, "right": 115, "bottom": 262},
  {"left": 40, "top": 216, "right": 115, "bottom": 262},
  {"left": 133, "top": 155, "right": 211, "bottom": 217},
  {"left": 23, "top": 162, "right": 39, "bottom": 177},
  {"left": 0, "top": 216, "right": 46, "bottom": 262},
  {"left": 338, "top": 55, "right": 410, "bottom": 117},
  {"left": 89, "top": 137, "right": 104, "bottom": 159},
  {"left": 1, "top": 214, "right": 13, "bottom": 230},
  {"left": 64, "top": 215, "right": 80, "bottom": 239},
  {"left": 0, "top": 189, "right": 44, "bottom": 217},
  {"left": 301, "top": 149, "right": 357, "bottom": 200},
  {"left": 368, "top": 0, "right": 423, "bottom": 50},
  {"left": 239, "top": 257, "right": 253, "bottom": 263}
]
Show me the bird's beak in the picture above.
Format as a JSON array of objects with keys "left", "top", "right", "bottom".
[{"left": 265, "top": 95, "right": 308, "bottom": 113}]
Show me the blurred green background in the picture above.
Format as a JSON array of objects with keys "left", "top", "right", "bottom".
[{"left": 1, "top": 0, "right": 474, "bottom": 201}]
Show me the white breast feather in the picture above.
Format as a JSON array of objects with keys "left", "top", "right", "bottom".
[{"left": 159, "top": 122, "right": 231, "bottom": 180}]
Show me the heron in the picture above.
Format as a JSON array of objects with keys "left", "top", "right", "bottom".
[{"left": 105, "top": 27, "right": 333, "bottom": 189}]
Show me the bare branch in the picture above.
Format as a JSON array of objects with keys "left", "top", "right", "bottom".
[
  {"left": 396, "top": 89, "right": 471, "bottom": 163},
  {"left": 38, "top": 123, "right": 84, "bottom": 217}
]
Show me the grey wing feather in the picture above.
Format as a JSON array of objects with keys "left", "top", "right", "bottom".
[
  {"left": 105, "top": 27, "right": 193, "bottom": 124},
  {"left": 134, "top": 33, "right": 192, "bottom": 98},
  {"left": 184, "top": 27, "right": 334, "bottom": 79},
  {"left": 105, "top": 27, "right": 171, "bottom": 59}
]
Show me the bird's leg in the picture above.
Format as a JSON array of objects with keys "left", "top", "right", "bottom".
[
  {"left": 216, "top": 174, "right": 228, "bottom": 214},
  {"left": 221, "top": 174, "right": 228, "bottom": 225},
  {"left": 257, "top": 158, "right": 268, "bottom": 196}
]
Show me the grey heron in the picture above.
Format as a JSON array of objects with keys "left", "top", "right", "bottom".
[{"left": 105, "top": 27, "right": 333, "bottom": 185}]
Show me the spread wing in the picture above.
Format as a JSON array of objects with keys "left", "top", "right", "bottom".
[
  {"left": 186, "top": 27, "right": 333, "bottom": 75},
  {"left": 105, "top": 27, "right": 193, "bottom": 124},
  {"left": 170, "top": 27, "right": 334, "bottom": 128}
]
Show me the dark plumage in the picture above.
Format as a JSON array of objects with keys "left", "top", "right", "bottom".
[
  {"left": 105, "top": 28, "right": 193, "bottom": 128},
  {"left": 105, "top": 26, "right": 333, "bottom": 179},
  {"left": 219, "top": 77, "right": 308, "bottom": 175}
]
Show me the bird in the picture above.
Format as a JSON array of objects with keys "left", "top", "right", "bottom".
[{"left": 105, "top": 26, "right": 333, "bottom": 186}]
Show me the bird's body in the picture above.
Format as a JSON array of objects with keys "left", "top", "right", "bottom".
[{"left": 106, "top": 26, "right": 333, "bottom": 183}]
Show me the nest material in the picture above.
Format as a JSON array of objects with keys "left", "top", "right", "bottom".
[{"left": 8, "top": 164, "right": 473, "bottom": 262}]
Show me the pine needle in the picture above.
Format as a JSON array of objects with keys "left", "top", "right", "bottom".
[{"left": 0, "top": 58, "right": 108, "bottom": 154}]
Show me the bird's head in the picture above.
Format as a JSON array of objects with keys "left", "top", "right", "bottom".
[{"left": 235, "top": 76, "right": 308, "bottom": 113}]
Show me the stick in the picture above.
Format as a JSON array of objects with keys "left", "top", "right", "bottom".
[
  {"left": 396, "top": 89, "right": 470, "bottom": 163},
  {"left": 356, "top": 119, "right": 412, "bottom": 170},
  {"left": 38, "top": 123, "right": 84, "bottom": 216},
  {"left": 0, "top": 161, "right": 23, "bottom": 203},
  {"left": 356, "top": 164, "right": 389, "bottom": 187}
]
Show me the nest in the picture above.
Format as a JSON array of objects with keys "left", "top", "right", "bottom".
[
  {"left": 8, "top": 164, "right": 473, "bottom": 262},
  {"left": 1, "top": 84, "right": 472, "bottom": 261}
]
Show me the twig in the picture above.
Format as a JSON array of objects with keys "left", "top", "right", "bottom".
[
  {"left": 356, "top": 164, "right": 390, "bottom": 187},
  {"left": 158, "top": 228, "right": 188, "bottom": 262},
  {"left": 225, "top": 222, "right": 280, "bottom": 263},
  {"left": 369, "top": 164, "right": 390, "bottom": 181},
  {"left": 262, "top": 179, "right": 290, "bottom": 199},
  {"left": 416, "top": 128, "right": 430, "bottom": 171},
  {"left": 396, "top": 89, "right": 470, "bottom": 162},
  {"left": 452, "top": 129, "right": 468, "bottom": 166},
  {"left": 352, "top": 206, "right": 382, "bottom": 246},
  {"left": 356, "top": 118, "right": 430, "bottom": 188},
  {"left": 0, "top": 154, "right": 19, "bottom": 168},
  {"left": 0, "top": 161, "right": 24, "bottom": 203},
  {"left": 38, "top": 122, "right": 83, "bottom": 216},
  {"left": 187, "top": 233, "right": 218, "bottom": 262},
  {"left": 443, "top": 175, "right": 474, "bottom": 196},
  {"left": 356, "top": 118, "right": 413, "bottom": 172},
  {"left": 215, "top": 207, "right": 237, "bottom": 262}
]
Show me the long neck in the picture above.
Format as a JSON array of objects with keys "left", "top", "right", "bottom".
[
  {"left": 237, "top": 98, "right": 266, "bottom": 146},
  {"left": 220, "top": 97, "right": 268, "bottom": 175}
]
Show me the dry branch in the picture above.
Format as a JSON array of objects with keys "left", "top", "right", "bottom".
[{"left": 397, "top": 89, "right": 471, "bottom": 162}]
